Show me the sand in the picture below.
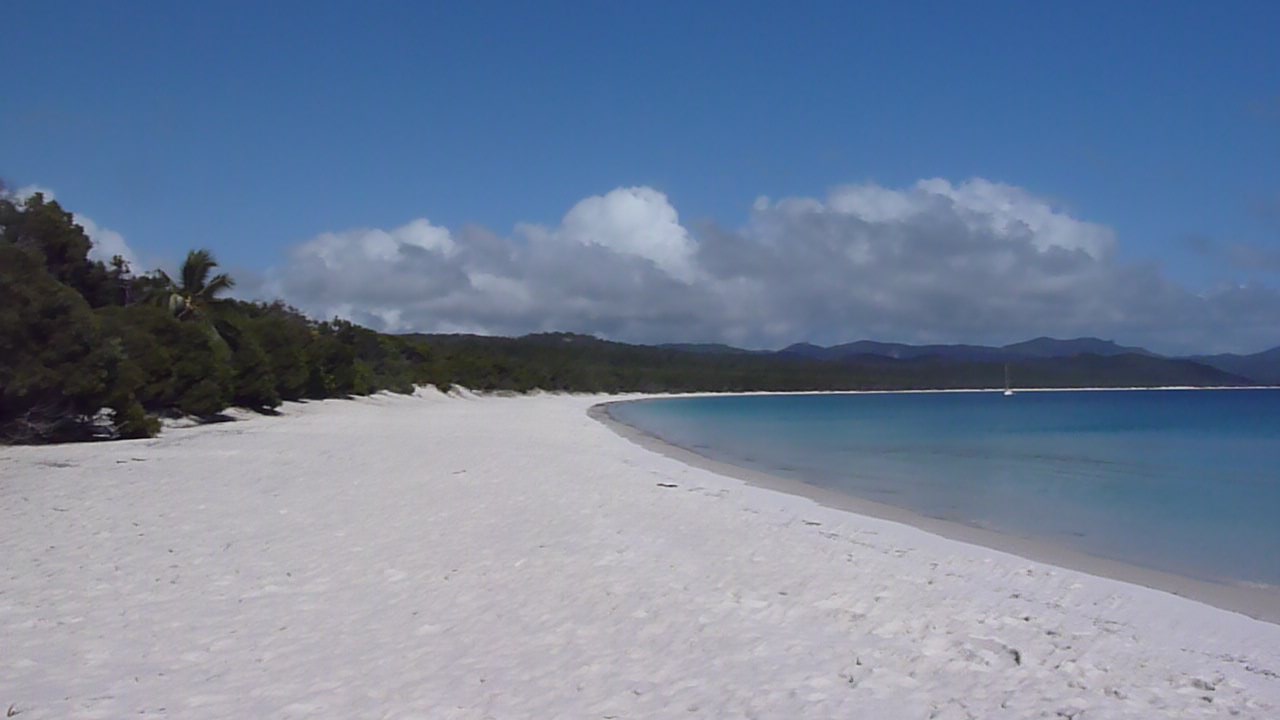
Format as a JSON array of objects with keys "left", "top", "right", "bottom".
[{"left": 3, "top": 390, "right": 1279, "bottom": 718}]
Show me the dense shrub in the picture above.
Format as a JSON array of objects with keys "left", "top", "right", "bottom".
[
  {"left": 227, "top": 323, "right": 280, "bottom": 411},
  {"left": 242, "top": 305, "right": 312, "bottom": 400},
  {"left": 0, "top": 244, "right": 146, "bottom": 441},
  {"left": 96, "top": 304, "right": 232, "bottom": 416}
]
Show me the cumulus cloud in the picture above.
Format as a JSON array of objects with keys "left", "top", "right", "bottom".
[
  {"left": 268, "top": 179, "right": 1280, "bottom": 354},
  {"left": 553, "top": 186, "right": 699, "bottom": 282},
  {"left": 4, "top": 184, "right": 139, "bottom": 267}
]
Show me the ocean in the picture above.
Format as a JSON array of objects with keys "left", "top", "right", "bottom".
[{"left": 608, "top": 389, "right": 1280, "bottom": 588}]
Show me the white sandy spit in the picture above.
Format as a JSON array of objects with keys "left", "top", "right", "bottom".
[{"left": 3, "top": 390, "right": 1279, "bottom": 719}]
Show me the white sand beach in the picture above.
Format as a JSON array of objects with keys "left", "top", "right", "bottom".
[{"left": 4, "top": 390, "right": 1280, "bottom": 719}]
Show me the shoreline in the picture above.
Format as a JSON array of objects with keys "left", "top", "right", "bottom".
[
  {"left": 7, "top": 388, "right": 1280, "bottom": 717},
  {"left": 591, "top": 394, "right": 1280, "bottom": 625}
]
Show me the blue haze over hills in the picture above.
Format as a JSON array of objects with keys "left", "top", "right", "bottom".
[{"left": 658, "top": 336, "right": 1280, "bottom": 385}]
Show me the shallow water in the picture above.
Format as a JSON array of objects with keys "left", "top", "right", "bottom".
[{"left": 610, "top": 390, "right": 1280, "bottom": 587}]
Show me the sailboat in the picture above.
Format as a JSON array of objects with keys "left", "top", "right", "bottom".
[{"left": 1003, "top": 363, "right": 1015, "bottom": 396}]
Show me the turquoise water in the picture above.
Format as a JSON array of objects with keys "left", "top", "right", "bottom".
[{"left": 609, "top": 390, "right": 1280, "bottom": 586}]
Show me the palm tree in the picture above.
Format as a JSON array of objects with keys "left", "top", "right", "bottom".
[{"left": 151, "top": 249, "right": 235, "bottom": 321}]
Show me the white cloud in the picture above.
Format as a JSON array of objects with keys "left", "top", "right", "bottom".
[
  {"left": 916, "top": 178, "right": 1115, "bottom": 257},
  {"left": 12, "top": 184, "right": 56, "bottom": 201},
  {"left": 77, "top": 215, "right": 138, "bottom": 267},
  {"left": 266, "top": 179, "right": 1279, "bottom": 354},
  {"left": 824, "top": 179, "right": 1115, "bottom": 257},
  {"left": 296, "top": 219, "right": 456, "bottom": 269},
  {"left": 554, "top": 186, "right": 698, "bottom": 282}
]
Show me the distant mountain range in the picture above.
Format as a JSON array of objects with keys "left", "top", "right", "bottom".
[
  {"left": 1187, "top": 347, "right": 1280, "bottom": 386},
  {"left": 658, "top": 336, "right": 1279, "bottom": 386},
  {"left": 408, "top": 332, "right": 1261, "bottom": 391}
]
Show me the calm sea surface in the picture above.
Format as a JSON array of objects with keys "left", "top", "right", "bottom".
[{"left": 609, "top": 390, "right": 1280, "bottom": 586}]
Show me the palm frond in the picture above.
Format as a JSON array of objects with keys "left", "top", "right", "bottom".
[
  {"left": 200, "top": 273, "right": 236, "bottom": 301},
  {"left": 181, "top": 249, "right": 216, "bottom": 294}
]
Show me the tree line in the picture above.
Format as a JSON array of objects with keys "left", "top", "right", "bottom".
[
  {"left": 1, "top": 192, "right": 1250, "bottom": 444},
  {"left": 1, "top": 192, "right": 439, "bottom": 443}
]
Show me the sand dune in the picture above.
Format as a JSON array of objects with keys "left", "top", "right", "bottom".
[{"left": 3, "top": 390, "right": 1278, "bottom": 718}]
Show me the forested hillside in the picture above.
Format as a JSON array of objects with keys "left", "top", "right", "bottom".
[{"left": 414, "top": 333, "right": 1249, "bottom": 393}]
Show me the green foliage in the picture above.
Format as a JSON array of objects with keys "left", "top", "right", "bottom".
[
  {"left": 232, "top": 301, "right": 313, "bottom": 400},
  {"left": 96, "top": 303, "right": 233, "bottom": 417},
  {"left": 173, "top": 323, "right": 233, "bottom": 416},
  {"left": 110, "top": 394, "right": 160, "bottom": 438},
  {"left": 332, "top": 319, "right": 420, "bottom": 394},
  {"left": 94, "top": 310, "right": 224, "bottom": 423},
  {"left": 1, "top": 194, "right": 377, "bottom": 442},
  {"left": 0, "top": 193, "right": 117, "bottom": 306},
  {"left": 177, "top": 377, "right": 229, "bottom": 417},
  {"left": 304, "top": 325, "right": 353, "bottom": 397},
  {"left": 96, "top": 305, "right": 178, "bottom": 408},
  {"left": 410, "top": 332, "right": 1252, "bottom": 394},
  {"left": 147, "top": 248, "right": 235, "bottom": 321},
  {"left": 0, "top": 243, "right": 147, "bottom": 442},
  {"left": 227, "top": 322, "right": 280, "bottom": 411}
]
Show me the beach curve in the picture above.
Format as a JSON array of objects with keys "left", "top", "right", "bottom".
[{"left": 3, "top": 389, "right": 1279, "bottom": 718}]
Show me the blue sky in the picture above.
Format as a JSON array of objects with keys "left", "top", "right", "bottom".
[{"left": 3, "top": 2, "right": 1279, "bottom": 351}]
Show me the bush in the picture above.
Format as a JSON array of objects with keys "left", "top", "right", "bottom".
[
  {"left": 228, "top": 324, "right": 281, "bottom": 411},
  {"left": 241, "top": 306, "right": 312, "bottom": 400},
  {"left": 0, "top": 244, "right": 148, "bottom": 442},
  {"left": 97, "top": 304, "right": 233, "bottom": 417}
]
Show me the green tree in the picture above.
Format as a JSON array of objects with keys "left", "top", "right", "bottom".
[
  {"left": 134, "top": 248, "right": 241, "bottom": 415},
  {"left": 306, "top": 322, "right": 360, "bottom": 397},
  {"left": 225, "top": 316, "right": 281, "bottom": 411},
  {"left": 242, "top": 304, "right": 313, "bottom": 400},
  {"left": 0, "top": 192, "right": 115, "bottom": 307},
  {"left": 97, "top": 304, "right": 234, "bottom": 417},
  {"left": 0, "top": 243, "right": 149, "bottom": 442}
]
